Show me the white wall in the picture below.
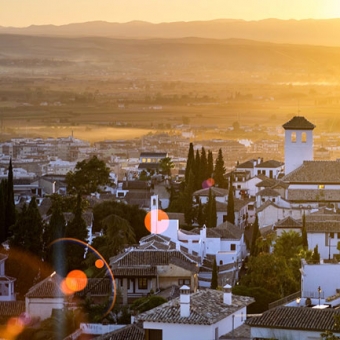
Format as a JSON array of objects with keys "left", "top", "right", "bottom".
[
  {"left": 285, "top": 129, "right": 313, "bottom": 175},
  {"left": 25, "top": 297, "right": 65, "bottom": 320},
  {"left": 144, "top": 308, "right": 246, "bottom": 340},
  {"left": 251, "top": 326, "right": 334, "bottom": 340}
]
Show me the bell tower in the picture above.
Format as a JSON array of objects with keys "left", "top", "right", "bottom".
[{"left": 283, "top": 116, "right": 315, "bottom": 175}]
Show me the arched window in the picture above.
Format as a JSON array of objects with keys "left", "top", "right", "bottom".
[
  {"left": 301, "top": 132, "right": 307, "bottom": 143},
  {"left": 291, "top": 131, "right": 296, "bottom": 143}
]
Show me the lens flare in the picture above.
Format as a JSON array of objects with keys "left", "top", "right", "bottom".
[
  {"left": 65, "top": 270, "right": 87, "bottom": 292},
  {"left": 95, "top": 259, "right": 104, "bottom": 269},
  {"left": 144, "top": 209, "right": 170, "bottom": 234},
  {"left": 202, "top": 178, "right": 215, "bottom": 189},
  {"left": 6, "top": 317, "right": 24, "bottom": 337},
  {"left": 49, "top": 238, "right": 116, "bottom": 317}
]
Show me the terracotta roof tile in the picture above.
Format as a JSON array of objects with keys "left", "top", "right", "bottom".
[
  {"left": 25, "top": 273, "right": 66, "bottom": 298},
  {"left": 95, "top": 324, "right": 144, "bottom": 340},
  {"left": 274, "top": 216, "right": 302, "bottom": 229},
  {"left": 246, "top": 306, "right": 339, "bottom": 331},
  {"left": 283, "top": 161, "right": 340, "bottom": 183},
  {"left": 255, "top": 160, "right": 284, "bottom": 168},
  {"left": 0, "top": 301, "right": 25, "bottom": 317},
  {"left": 282, "top": 116, "right": 315, "bottom": 130},
  {"left": 288, "top": 189, "right": 340, "bottom": 201},
  {"left": 256, "top": 188, "right": 280, "bottom": 197},
  {"left": 136, "top": 289, "right": 254, "bottom": 325}
]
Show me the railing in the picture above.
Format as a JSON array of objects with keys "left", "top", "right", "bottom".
[{"left": 268, "top": 291, "right": 301, "bottom": 309}]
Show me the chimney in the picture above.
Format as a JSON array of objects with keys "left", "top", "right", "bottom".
[
  {"left": 223, "top": 284, "right": 232, "bottom": 305},
  {"left": 180, "top": 285, "right": 190, "bottom": 317}
]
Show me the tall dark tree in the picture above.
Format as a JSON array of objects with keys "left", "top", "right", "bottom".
[
  {"left": 197, "top": 200, "right": 205, "bottom": 228},
  {"left": 214, "top": 149, "right": 227, "bottom": 188},
  {"left": 44, "top": 195, "right": 67, "bottom": 274},
  {"left": 194, "top": 149, "right": 201, "bottom": 190},
  {"left": 66, "top": 155, "right": 111, "bottom": 195},
  {"left": 185, "top": 143, "right": 195, "bottom": 183},
  {"left": 226, "top": 175, "right": 235, "bottom": 224},
  {"left": 312, "top": 244, "right": 320, "bottom": 264},
  {"left": 0, "top": 184, "right": 6, "bottom": 243},
  {"left": 205, "top": 188, "right": 217, "bottom": 228},
  {"left": 207, "top": 150, "right": 214, "bottom": 180},
  {"left": 65, "top": 194, "right": 88, "bottom": 272},
  {"left": 10, "top": 197, "right": 44, "bottom": 257},
  {"left": 210, "top": 258, "right": 218, "bottom": 289},
  {"left": 5, "top": 159, "right": 16, "bottom": 239},
  {"left": 250, "top": 214, "right": 261, "bottom": 257},
  {"left": 183, "top": 170, "right": 195, "bottom": 226},
  {"left": 199, "top": 147, "right": 208, "bottom": 186},
  {"left": 302, "top": 213, "right": 308, "bottom": 249}
]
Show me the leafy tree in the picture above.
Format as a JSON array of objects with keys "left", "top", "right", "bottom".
[
  {"left": 65, "top": 194, "right": 88, "bottom": 272},
  {"left": 250, "top": 215, "right": 261, "bottom": 256},
  {"left": 131, "top": 295, "right": 167, "bottom": 313},
  {"left": 232, "top": 285, "right": 279, "bottom": 314},
  {"left": 93, "top": 200, "right": 147, "bottom": 242},
  {"left": 302, "top": 213, "right": 308, "bottom": 249},
  {"left": 86, "top": 214, "right": 136, "bottom": 265},
  {"left": 10, "top": 197, "right": 44, "bottom": 257},
  {"left": 226, "top": 176, "right": 235, "bottom": 224},
  {"left": 214, "top": 148, "right": 227, "bottom": 188},
  {"left": 274, "top": 230, "right": 303, "bottom": 260},
  {"left": 210, "top": 258, "right": 218, "bottom": 289},
  {"left": 159, "top": 157, "right": 174, "bottom": 177},
  {"left": 240, "top": 252, "right": 299, "bottom": 298},
  {"left": 66, "top": 155, "right": 111, "bottom": 195}
]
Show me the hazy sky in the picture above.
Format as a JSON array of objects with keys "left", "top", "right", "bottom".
[{"left": 1, "top": 0, "right": 340, "bottom": 27}]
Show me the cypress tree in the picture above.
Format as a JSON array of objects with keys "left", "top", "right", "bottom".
[
  {"left": 197, "top": 200, "right": 204, "bottom": 228},
  {"left": 10, "top": 197, "right": 44, "bottom": 258},
  {"left": 302, "top": 213, "right": 308, "bottom": 249},
  {"left": 207, "top": 150, "right": 214, "bottom": 180},
  {"left": 65, "top": 194, "right": 88, "bottom": 272},
  {"left": 226, "top": 175, "right": 235, "bottom": 225},
  {"left": 185, "top": 143, "right": 195, "bottom": 183},
  {"left": 194, "top": 149, "right": 201, "bottom": 190},
  {"left": 5, "top": 159, "right": 16, "bottom": 238},
  {"left": 44, "top": 196, "right": 67, "bottom": 273},
  {"left": 214, "top": 149, "right": 227, "bottom": 188},
  {"left": 0, "top": 184, "right": 6, "bottom": 243},
  {"left": 210, "top": 258, "right": 218, "bottom": 289},
  {"left": 250, "top": 214, "right": 261, "bottom": 257},
  {"left": 205, "top": 188, "right": 217, "bottom": 228},
  {"left": 200, "top": 147, "right": 207, "bottom": 185},
  {"left": 183, "top": 170, "right": 195, "bottom": 226}
]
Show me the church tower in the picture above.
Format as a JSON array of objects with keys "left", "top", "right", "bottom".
[{"left": 283, "top": 116, "right": 315, "bottom": 175}]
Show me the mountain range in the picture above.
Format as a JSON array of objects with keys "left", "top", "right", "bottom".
[{"left": 1, "top": 19, "right": 340, "bottom": 46}]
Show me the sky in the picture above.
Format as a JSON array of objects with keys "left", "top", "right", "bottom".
[{"left": 1, "top": 0, "right": 340, "bottom": 27}]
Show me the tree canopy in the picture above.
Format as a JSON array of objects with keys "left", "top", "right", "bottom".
[{"left": 66, "top": 155, "right": 111, "bottom": 195}]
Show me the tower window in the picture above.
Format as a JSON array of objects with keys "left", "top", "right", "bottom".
[
  {"left": 291, "top": 132, "right": 296, "bottom": 143},
  {"left": 301, "top": 132, "right": 307, "bottom": 143}
]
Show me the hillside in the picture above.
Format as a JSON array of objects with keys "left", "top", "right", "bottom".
[{"left": 0, "top": 19, "right": 340, "bottom": 46}]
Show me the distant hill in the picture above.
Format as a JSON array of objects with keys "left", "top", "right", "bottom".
[{"left": 0, "top": 19, "right": 340, "bottom": 46}]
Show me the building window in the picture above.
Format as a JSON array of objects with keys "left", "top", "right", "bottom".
[
  {"left": 231, "top": 244, "right": 236, "bottom": 251},
  {"left": 272, "top": 198, "right": 276, "bottom": 203},
  {"left": 142, "top": 158, "right": 146, "bottom": 163},
  {"left": 178, "top": 279, "right": 190, "bottom": 286},
  {"left": 219, "top": 260, "right": 223, "bottom": 265},
  {"left": 291, "top": 131, "right": 296, "bottom": 143},
  {"left": 301, "top": 132, "right": 307, "bottom": 143},
  {"left": 337, "top": 232, "right": 340, "bottom": 239},
  {"left": 138, "top": 278, "right": 148, "bottom": 290},
  {"left": 237, "top": 185, "right": 241, "bottom": 189},
  {"left": 318, "top": 184, "right": 325, "bottom": 189},
  {"left": 146, "top": 329, "right": 163, "bottom": 340},
  {"left": 330, "top": 232, "right": 334, "bottom": 238},
  {"left": 119, "top": 279, "right": 130, "bottom": 289}
]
